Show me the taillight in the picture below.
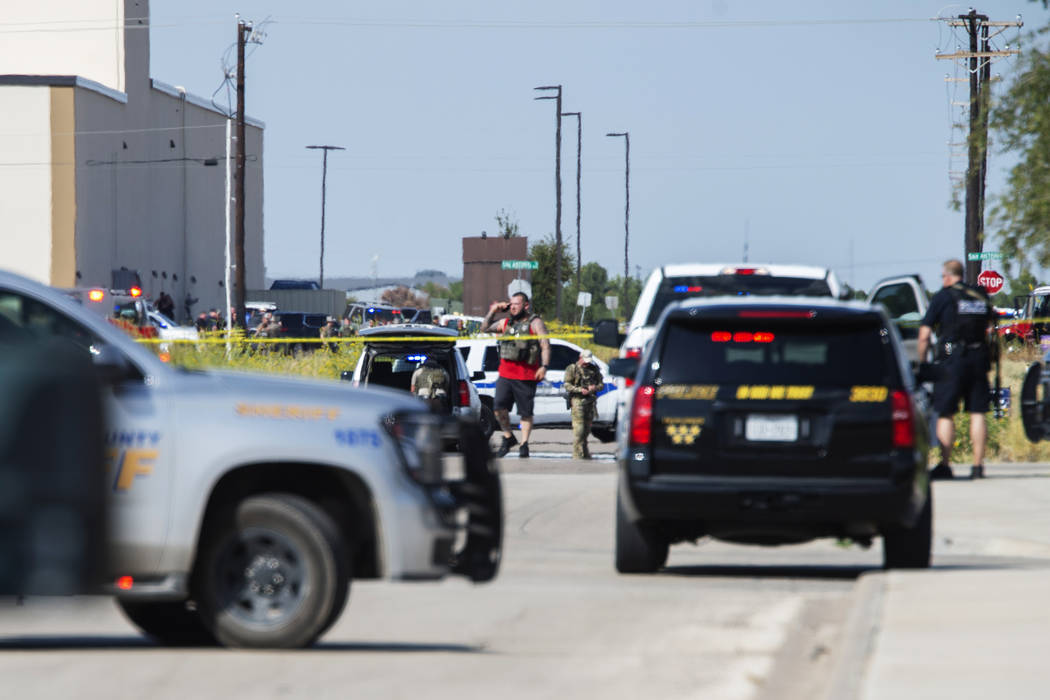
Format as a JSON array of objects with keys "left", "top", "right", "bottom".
[
  {"left": 88, "top": 289, "right": 105, "bottom": 302},
  {"left": 891, "top": 390, "right": 914, "bottom": 448},
  {"left": 624, "top": 346, "right": 642, "bottom": 387},
  {"left": 457, "top": 380, "right": 470, "bottom": 407},
  {"left": 629, "top": 385, "right": 655, "bottom": 446}
]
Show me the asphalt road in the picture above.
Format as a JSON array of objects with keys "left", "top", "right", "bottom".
[{"left": 1, "top": 430, "right": 1047, "bottom": 700}]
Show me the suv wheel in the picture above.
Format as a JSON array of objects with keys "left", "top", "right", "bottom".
[
  {"left": 117, "top": 600, "right": 215, "bottom": 646},
  {"left": 882, "top": 486, "right": 932, "bottom": 569},
  {"left": 195, "top": 493, "right": 350, "bottom": 648},
  {"left": 478, "top": 403, "right": 496, "bottom": 440},
  {"left": 615, "top": 487, "right": 668, "bottom": 574}
]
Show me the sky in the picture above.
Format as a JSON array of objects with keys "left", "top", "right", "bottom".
[{"left": 147, "top": 1, "right": 1042, "bottom": 293}]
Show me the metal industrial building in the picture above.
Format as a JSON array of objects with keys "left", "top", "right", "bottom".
[{"left": 0, "top": 1, "right": 264, "bottom": 321}]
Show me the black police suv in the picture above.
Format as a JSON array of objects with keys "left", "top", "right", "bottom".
[{"left": 610, "top": 297, "right": 932, "bottom": 572}]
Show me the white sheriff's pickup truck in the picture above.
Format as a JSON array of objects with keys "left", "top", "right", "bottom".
[{"left": 0, "top": 270, "right": 502, "bottom": 648}]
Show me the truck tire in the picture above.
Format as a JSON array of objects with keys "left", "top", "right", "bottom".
[
  {"left": 615, "top": 488, "right": 668, "bottom": 574},
  {"left": 117, "top": 600, "right": 215, "bottom": 646},
  {"left": 882, "top": 486, "right": 932, "bottom": 570},
  {"left": 478, "top": 404, "right": 496, "bottom": 440},
  {"left": 195, "top": 493, "right": 350, "bottom": 648}
]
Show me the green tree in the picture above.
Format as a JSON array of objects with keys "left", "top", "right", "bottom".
[
  {"left": 528, "top": 234, "right": 575, "bottom": 320},
  {"left": 421, "top": 280, "right": 450, "bottom": 299},
  {"left": 606, "top": 275, "right": 643, "bottom": 320},
  {"left": 448, "top": 280, "right": 463, "bottom": 302},
  {"left": 495, "top": 209, "right": 520, "bottom": 238},
  {"left": 990, "top": 28, "right": 1050, "bottom": 284}
]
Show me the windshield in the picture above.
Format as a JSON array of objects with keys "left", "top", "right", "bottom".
[
  {"left": 646, "top": 275, "right": 833, "bottom": 325},
  {"left": 656, "top": 318, "right": 895, "bottom": 387}
]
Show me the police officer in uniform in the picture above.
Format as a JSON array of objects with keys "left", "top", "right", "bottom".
[
  {"left": 411, "top": 357, "right": 450, "bottom": 413},
  {"left": 564, "top": 349, "right": 604, "bottom": 459},
  {"left": 482, "top": 292, "right": 551, "bottom": 458},
  {"left": 918, "top": 259, "right": 997, "bottom": 480}
]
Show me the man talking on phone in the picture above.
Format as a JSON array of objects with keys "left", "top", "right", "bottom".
[{"left": 482, "top": 292, "right": 551, "bottom": 458}]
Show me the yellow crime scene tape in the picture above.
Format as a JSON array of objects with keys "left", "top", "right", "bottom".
[{"left": 134, "top": 332, "right": 595, "bottom": 345}]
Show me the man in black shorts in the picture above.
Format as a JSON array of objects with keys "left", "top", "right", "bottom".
[
  {"left": 918, "top": 259, "right": 996, "bottom": 480},
  {"left": 482, "top": 293, "right": 550, "bottom": 458}
]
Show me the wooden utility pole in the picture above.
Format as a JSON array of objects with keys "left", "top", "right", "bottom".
[
  {"left": 234, "top": 19, "right": 250, "bottom": 330},
  {"left": 306, "top": 145, "right": 346, "bottom": 289},
  {"left": 535, "top": 85, "right": 564, "bottom": 319},
  {"left": 937, "top": 10, "right": 1021, "bottom": 284},
  {"left": 606, "top": 131, "right": 630, "bottom": 317}
]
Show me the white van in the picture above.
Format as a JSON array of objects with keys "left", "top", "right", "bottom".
[{"left": 456, "top": 336, "right": 617, "bottom": 441}]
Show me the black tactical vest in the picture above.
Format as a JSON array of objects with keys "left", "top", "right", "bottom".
[
  {"left": 946, "top": 283, "right": 991, "bottom": 344},
  {"left": 498, "top": 314, "right": 541, "bottom": 365}
]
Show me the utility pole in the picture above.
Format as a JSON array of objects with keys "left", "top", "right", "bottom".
[
  {"left": 306, "top": 145, "right": 345, "bottom": 288},
  {"left": 535, "top": 85, "right": 563, "bottom": 319},
  {"left": 561, "top": 111, "right": 582, "bottom": 292},
  {"left": 606, "top": 132, "right": 630, "bottom": 317},
  {"left": 233, "top": 19, "right": 250, "bottom": 330},
  {"left": 936, "top": 10, "right": 1021, "bottom": 284}
]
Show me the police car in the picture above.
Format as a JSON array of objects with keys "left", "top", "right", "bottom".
[
  {"left": 456, "top": 336, "right": 618, "bottom": 441},
  {"left": 609, "top": 296, "right": 932, "bottom": 572},
  {"left": 0, "top": 270, "right": 502, "bottom": 648}
]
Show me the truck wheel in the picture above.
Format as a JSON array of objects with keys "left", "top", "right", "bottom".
[
  {"left": 195, "top": 493, "right": 349, "bottom": 648},
  {"left": 615, "top": 488, "right": 668, "bottom": 574},
  {"left": 478, "top": 404, "right": 496, "bottom": 440},
  {"left": 590, "top": 425, "right": 617, "bottom": 443},
  {"left": 117, "top": 600, "right": 215, "bottom": 646},
  {"left": 882, "top": 486, "right": 932, "bottom": 570}
]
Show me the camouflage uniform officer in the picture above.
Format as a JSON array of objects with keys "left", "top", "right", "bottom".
[
  {"left": 563, "top": 349, "right": 603, "bottom": 459},
  {"left": 411, "top": 358, "right": 450, "bottom": 413}
]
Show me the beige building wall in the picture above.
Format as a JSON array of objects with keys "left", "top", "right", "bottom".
[
  {"left": 0, "top": 1, "right": 125, "bottom": 92},
  {"left": 0, "top": 86, "right": 54, "bottom": 284}
]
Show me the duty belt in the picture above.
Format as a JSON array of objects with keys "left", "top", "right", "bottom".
[{"left": 943, "top": 341, "right": 985, "bottom": 356}]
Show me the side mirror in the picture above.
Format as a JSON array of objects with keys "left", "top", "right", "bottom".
[
  {"left": 90, "top": 344, "right": 135, "bottom": 384},
  {"left": 608, "top": 357, "right": 639, "bottom": 378},
  {"left": 471, "top": 371, "right": 486, "bottom": 382},
  {"left": 593, "top": 318, "right": 625, "bottom": 348}
]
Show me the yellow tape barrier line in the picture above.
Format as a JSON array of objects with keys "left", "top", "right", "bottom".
[{"left": 135, "top": 332, "right": 596, "bottom": 345}]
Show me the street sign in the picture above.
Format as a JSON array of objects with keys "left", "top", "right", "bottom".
[
  {"left": 501, "top": 260, "right": 538, "bottom": 270},
  {"left": 977, "top": 269, "right": 1004, "bottom": 294},
  {"left": 605, "top": 295, "right": 618, "bottom": 311},
  {"left": 967, "top": 251, "right": 1003, "bottom": 261},
  {"left": 507, "top": 279, "right": 532, "bottom": 299},
  {"left": 577, "top": 291, "right": 592, "bottom": 307}
]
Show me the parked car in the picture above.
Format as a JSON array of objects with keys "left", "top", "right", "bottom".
[
  {"left": 346, "top": 302, "right": 432, "bottom": 327},
  {"left": 609, "top": 296, "right": 932, "bottom": 573},
  {"left": 146, "top": 308, "right": 199, "bottom": 343},
  {"left": 456, "top": 337, "right": 618, "bottom": 441},
  {"left": 866, "top": 274, "right": 931, "bottom": 365},
  {"left": 270, "top": 279, "right": 320, "bottom": 290},
  {"left": 346, "top": 324, "right": 494, "bottom": 440}
]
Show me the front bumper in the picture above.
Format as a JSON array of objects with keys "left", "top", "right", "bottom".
[{"left": 438, "top": 419, "right": 503, "bottom": 582}]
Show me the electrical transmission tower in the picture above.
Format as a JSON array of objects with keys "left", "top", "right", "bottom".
[{"left": 936, "top": 9, "right": 1021, "bottom": 284}]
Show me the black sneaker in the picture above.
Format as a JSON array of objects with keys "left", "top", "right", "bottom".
[
  {"left": 970, "top": 465, "right": 985, "bottom": 479},
  {"left": 929, "top": 462, "right": 954, "bottom": 480},
  {"left": 519, "top": 443, "right": 530, "bottom": 459},
  {"left": 496, "top": 434, "right": 518, "bottom": 458}
]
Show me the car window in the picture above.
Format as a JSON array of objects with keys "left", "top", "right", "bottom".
[
  {"left": 871, "top": 282, "right": 922, "bottom": 340},
  {"left": 0, "top": 290, "right": 102, "bottom": 352},
  {"left": 459, "top": 346, "right": 471, "bottom": 361},
  {"left": 482, "top": 345, "right": 500, "bottom": 372},
  {"left": 656, "top": 318, "right": 895, "bottom": 387},
  {"left": 548, "top": 344, "right": 579, "bottom": 371},
  {"left": 646, "top": 275, "right": 832, "bottom": 325}
]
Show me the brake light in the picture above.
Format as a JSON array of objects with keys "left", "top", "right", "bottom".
[
  {"left": 891, "top": 390, "right": 914, "bottom": 448},
  {"left": 116, "top": 576, "right": 133, "bottom": 591},
  {"left": 88, "top": 289, "right": 105, "bottom": 302},
  {"left": 734, "top": 268, "right": 756, "bottom": 275},
  {"left": 712, "top": 331, "right": 775, "bottom": 343},
  {"left": 457, "top": 380, "right": 470, "bottom": 407},
  {"left": 624, "top": 347, "right": 642, "bottom": 387},
  {"left": 129, "top": 286, "right": 142, "bottom": 298},
  {"left": 629, "top": 385, "right": 655, "bottom": 446}
]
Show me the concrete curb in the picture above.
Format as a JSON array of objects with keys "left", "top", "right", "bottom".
[{"left": 821, "top": 571, "right": 887, "bottom": 700}]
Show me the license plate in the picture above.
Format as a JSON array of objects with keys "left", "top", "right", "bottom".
[{"left": 745, "top": 414, "right": 798, "bottom": 442}]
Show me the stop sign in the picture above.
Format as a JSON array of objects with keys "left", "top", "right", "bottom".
[{"left": 977, "top": 269, "right": 1004, "bottom": 294}]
